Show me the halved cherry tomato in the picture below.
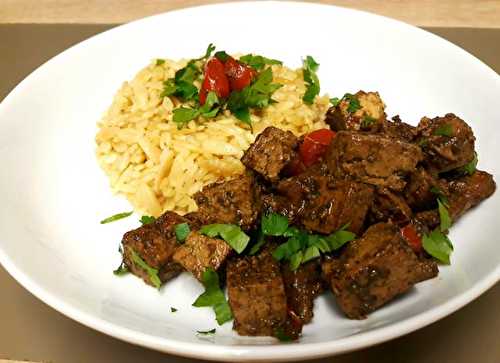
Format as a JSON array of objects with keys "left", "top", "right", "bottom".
[
  {"left": 400, "top": 224, "right": 423, "bottom": 253},
  {"left": 199, "top": 58, "right": 230, "bottom": 105},
  {"left": 299, "top": 129, "right": 336, "bottom": 167},
  {"left": 223, "top": 57, "right": 256, "bottom": 91}
]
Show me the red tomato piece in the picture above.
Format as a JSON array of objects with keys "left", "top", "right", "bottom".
[
  {"left": 299, "top": 129, "right": 336, "bottom": 167},
  {"left": 224, "top": 57, "right": 256, "bottom": 91},
  {"left": 200, "top": 58, "right": 230, "bottom": 104},
  {"left": 400, "top": 225, "right": 423, "bottom": 253}
]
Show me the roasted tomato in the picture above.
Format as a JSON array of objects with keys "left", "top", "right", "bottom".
[
  {"left": 400, "top": 224, "right": 423, "bottom": 253},
  {"left": 299, "top": 129, "right": 336, "bottom": 167},
  {"left": 199, "top": 58, "right": 231, "bottom": 105},
  {"left": 223, "top": 57, "right": 256, "bottom": 91}
]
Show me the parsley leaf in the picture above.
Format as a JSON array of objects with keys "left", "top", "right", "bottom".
[
  {"left": 197, "top": 328, "right": 216, "bottom": 335},
  {"left": 194, "top": 43, "right": 216, "bottom": 62},
  {"left": 325, "top": 228, "right": 356, "bottom": 250},
  {"left": 129, "top": 248, "right": 162, "bottom": 289},
  {"left": 433, "top": 123, "right": 453, "bottom": 137},
  {"left": 262, "top": 213, "right": 289, "bottom": 236},
  {"left": 175, "top": 223, "right": 191, "bottom": 243},
  {"left": 343, "top": 93, "right": 361, "bottom": 113},
  {"left": 459, "top": 152, "right": 478, "bottom": 175},
  {"left": 113, "top": 261, "right": 129, "bottom": 276},
  {"left": 437, "top": 199, "right": 452, "bottom": 231},
  {"left": 139, "top": 215, "right": 156, "bottom": 225},
  {"left": 249, "top": 229, "right": 266, "bottom": 255},
  {"left": 330, "top": 97, "right": 340, "bottom": 107},
  {"left": 302, "top": 55, "right": 320, "bottom": 104},
  {"left": 172, "top": 107, "right": 200, "bottom": 127},
  {"left": 171, "top": 307, "right": 178, "bottom": 313},
  {"left": 214, "top": 50, "right": 230, "bottom": 62},
  {"left": 302, "top": 245, "right": 321, "bottom": 263},
  {"left": 422, "top": 229, "right": 453, "bottom": 264},
  {"left": 100, "top": 211, "right": 133, "bottom": 224},
  {"left": 239, "top": 54, "right": 282, "bottom": 70},
  {"left": 193, "top": 269, "right": 233, "bottom": 325},
  {"left": 198, "top": 91, "right": 220, "bottom": 117},
  {"left": 274, "top": 327, "right": 293, "bottom": 342},
  {"left": 199, "top": 224, "right": 250, "bottom": 253},
  {"left": 156, "top": 59, "right": 165, "bottom": 66}
]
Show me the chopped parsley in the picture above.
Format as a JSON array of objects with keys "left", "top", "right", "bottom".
[
  {"left": 129, "top": 248, "right": 162, "bottom": 289},
  {"left": 214, "top": 50, "right": 230, "bottom": 62},
  {"left": 155, "top": 59, "right": 165, "bottom": 66},
  {"left": 261, "top": 212, "right": 289, "bottom": 236},
  {"left": 302, "top": 55, "right": 320, "bottom": 104},
  {"left": 239, "top": 54, "right": 282, "bottom": 70},
  {"left": 113, "top": 261, "right": 129, "bottom": 276},
  {"left": 197, "top": 328, "right": 216, "bottom": 335},
  {"left": 459, "top": 152, "right": 478, "bottom": 175},
  {"left": 433, "top": 123, "right": 453, "bottom": 137},
  {"left": 199, "top": 224, "right": 250, "bottom": 253},
  {"left": 139, "top": 215, "right": 156, "bottom": 225},
  {"left": 437, "top": 198, "right": 452, "bottom": 231},
  {"left": 174, "top": 223, "right": 191, "bottom": 243},
  {"left": 227, "top": 67, "right": 282, "bottom": 127},
  {"left": 193, "top": 269, "right": 233, "bottom": 325},
  {"left": 172, "top": 91, "right": 220, "bottom": 127},
  {"left": 100, "top": 211, "right": 133, "bottom": 224},
  {"left": 343, "top": 93, "right": 361, "bottom": 113},
  {"left": 329, "top": 97, "right": 340, "bottom": 107},
  {"left": 422, "top": 229, "right": 453, "bottom": 264},
  {"left": 274, "top": 327, "right": 293, "bottom": 342},
  {"left": 170, "top": 307, "right": 178, "bottom": 313}
]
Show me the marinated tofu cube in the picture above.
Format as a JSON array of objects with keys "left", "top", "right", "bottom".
[
  {"left": 173, "top": 231, "right": 232, "bottom": 281},
  {"left": 281, "top": 260, "right": 324, "bottom": 324},
  {"left": 277, "top": 175, "right": 373, "bottom": 234},
  {"left": 381, "top": 115, "right": 417, "bottom": 142},
  {"left": 122, "top": 220, "right": 183, "bottom": 287},
  {"left": 193, "top": 174, "right": 260, "bottom": 230},
  {"left": 417, "top": 113, "right": 475, "bottom": 174},
  {"left": 325, "top": 131, "right": 423, "bottom": 191},
  {"left": 227, "top": 249, "right": 287, "bottom": 336},
  {"left": 323, "top": 222, "right": 437, "bottom": 319},
  {"left": 325, "top": 91, "right": 386, "bottom": 132},
  {"left": 368, "top": 187, "right": 413, "bottom": 226},
  {"left": 403, "top": 167, "right": 440, "bottom": 212},
  {"left": 241, "top": 126, "right": 299, "bottom": 182}
]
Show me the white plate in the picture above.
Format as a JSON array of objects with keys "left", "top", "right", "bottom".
[{"left": 0, "top": 2, "right": 499, "bottom": 361}]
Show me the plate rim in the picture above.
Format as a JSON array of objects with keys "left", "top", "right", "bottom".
[{"left": 0, "top": 1, "right": 499, "bottom": 361}]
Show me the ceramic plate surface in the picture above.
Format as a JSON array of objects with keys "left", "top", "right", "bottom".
[{"left": 0, "top": 2, "right": 499, "bottom": 361}]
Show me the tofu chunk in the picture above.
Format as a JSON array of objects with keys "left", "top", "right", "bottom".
[
  {"left": 323, "top": 222, "right": 437, "bottom": 319},
  {"left": 172, "top": 231, "right": 232, "bottom": 281},
  {"left": 241, "top": 126, "right": 298, "bottom": 182},
  {"left": 325, "top": 91, "right": 386, "bottom": 132},
  {"left": 226, "top": 249, "right": 287, "bottom": 336},
  {"left": 193, "top": 173, "right": 260, "bottom": 230},
  {"left": 325, "top": 131, "right": 423, "bottom": 191}
]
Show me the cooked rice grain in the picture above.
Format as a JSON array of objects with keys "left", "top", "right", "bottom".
[{"left": 96, "top": 58, "right": 329, "bottom": 216}]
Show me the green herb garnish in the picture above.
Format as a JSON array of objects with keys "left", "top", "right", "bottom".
[
  {"left": 172, "top": 91, "right": 220, "bottom": 127},
  {"left": 274, "top": 327, "right": 293, "bottom": 342},
  {"left": 302, "top": 55, "right": 320, "bottom": 104},
  {"left": 129, "top": 248, "right": 162, "bottom": 289},
  {"left": 422, "top": 229, "right": 453, "bottom": 264},
  {"left": 175, "top": 222, "right": 191, "bottom": 243},
  {"left": 261, "top": 212, "right": 289, "bottom": 236},
  {"left": 197, "top": 328, "right": 216, "bottom": 335},
  {"left": 171, "top": 307, "right": 178, "bottom": 313},
  {"left": 459, "top": 152, "right": 478, "bottom": 175},
  {"left": 343, "top": 93, "right": 361, "bottom": 113},
  {"left": 330, "top": 97, "right": 340, "bottom": 107},
  {"left": 113, "top": 261, "right": 129, "bottom": 276},
  {"left": 214, "top": 50, "right": 230, "bottom": 62},
  {"left": 193, "top": 268, "right": 233, "bottom": 325},
  {"left": 433, "top": 124, "right": 453, "bottom": 137},
  {"left": 249, "top": 229, "right": 266, "bottom": 255},
  {"left": 437, "top": 198, "right": 452, "bottom": 231},
  {"left": 199, "top": 224, "right": 250, "bottom": 253},
  {"left": 139, "top": 215, "right": 156, "bottom": 225},
  {"left": 100, "top": 211, "right": 133, "bottom": 224},
  {"left": 239, "top": 54, "right": 282, "bottom": 70},
  {"left": 155, "top": 59, "right": 165, "bottom": 66},
  {"left": 361, "top": 115, "right": 376, "bottom": 128}
]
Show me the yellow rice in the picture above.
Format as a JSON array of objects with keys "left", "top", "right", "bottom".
[{"left": 95, "top": 58, "right": 330, "bottom": 216}]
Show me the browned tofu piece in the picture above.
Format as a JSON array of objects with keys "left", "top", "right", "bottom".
[
  {"left": 122, "top": 211, "right": 187, "bottom": 287},
  {"left": 277, "top": 174, "right": 373, "bottom": 234},
  {"left": 193, "top": 173, "right": 260, "bottom": 230},
  {"left": 417, "top": 113, "right": 475, "bottom": 174},
  {"left": 403, "top": 167, "right": 440, "bottom": 212},
  {"left": 381, "top": 116, "right": 417, "bottom": 142},
  {"left": 281, "top": 260, "right": 324, "bottom": 324},
  {"left": 323, "top": 223, "right": 437, "bottom": 319},
  {"left": 325, "top": 131, "right": 423, "bottom": 191},
  {"left": 241, "top": 126, "right": 298, "bottom": 182},
  {"left": 172, "top": 231, "right": 232, "bottom": 281},
  {"left": 325, "top": 91, "right": 386, "bottom": 132},
  {"left": 368, "top": 187, "right": 412, "bottom": 226},
  {"left": 226, "top": 249, "right": 287, "bottom": 336}
]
